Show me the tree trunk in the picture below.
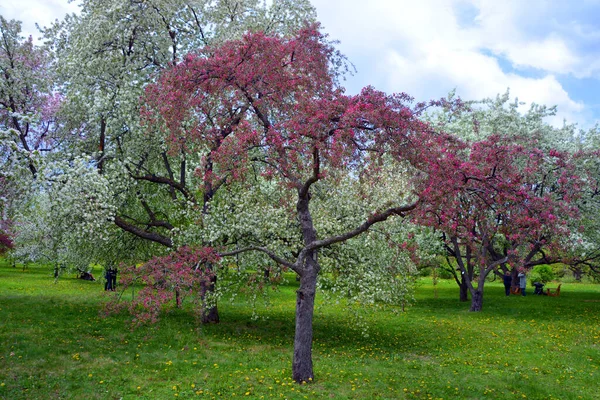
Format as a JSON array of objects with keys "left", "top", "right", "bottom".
[
  {"left": 98, "top": 117, "right": 106, "bottom": 174},
  {"left": 292, "top": 264, "right": 317, "bottom": 383},
  {"left": 511, "top": 268, "right": 519, "bottom": 292},
  {"left": 202, "top": 303, "right": 219, "bottom": 324},
  {"left": 292, "top": 185, "right": 319, "bottom": 383},
  {"left": 459, "top": 275, "right": 469, "bottom": 302},
  {"left": 201, "top": 273, "right": 219, "bottom": 324},
  {"left": 470, "top": 289, "right": 483, "bottom": 311}
]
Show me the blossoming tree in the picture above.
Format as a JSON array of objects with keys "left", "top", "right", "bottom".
[
  {"left": 41, "top": 0, "right": 317, "bottom": 319},
  {"left": 145, "top": 26, "right": 456, "bottom": 383},
  {"left": 415, "top": 134, "right": 581, "bottom": 311},
  {"left": 43, "top": 0, "right": 317, "bottom": 249},
  {"left": 0, "top": 16, "right": 61, "bottom": 262},
  {"left": 425, "top": 92, "right": 591, "bottom": 298}
]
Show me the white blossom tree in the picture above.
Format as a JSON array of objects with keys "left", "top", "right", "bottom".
[{"left": 31, "top": 0, "right": 317, "bottom": 320}]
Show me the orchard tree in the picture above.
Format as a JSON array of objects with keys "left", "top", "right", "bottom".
[
  {"left": 41, "top": 0, "right": 316, "bottom": 319},
  {"left": 145, "top": 26, "right": 456, "bottom": 383},
  {"left": 1, "top": 16, "right": 59, "bottom": 177},
  {"left": 193, "top": 163, "right": 426, "bottom": 320},
  {"left": 425, "top": 91, "right": 589, "bottom": 295},
  {"left": 11, "top": 156, "right": 119, "bottom": 277},
  {"left": 561, "top": 128, "right": 600, "bottom": 279},
  {"left": 428, "top": 90, "right": 575, "bottom": 149},
  {"left": 42, "top": 0, "right": 317, "bottom": 248},
  {"left": 1, "top": 16, "right": 61, "bottom": 263},
  {"left": 106, "top": 246, "right": 221, "bottom": 325},
  {"left": 416, "top": 134, "right": 581, "bottom": 311}
]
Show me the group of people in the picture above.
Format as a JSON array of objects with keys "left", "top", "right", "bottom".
[
  {"left": 104, "top": 267, "right": 118, "bottom": 291},
  {"left": 503, "top": 269, "right": 528, "bottom": 296}
]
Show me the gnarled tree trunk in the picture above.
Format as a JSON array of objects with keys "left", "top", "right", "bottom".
[
  {"left": 292, "top": 261, "right": 317, "bottom": 383},
  {"left": 459, "top": 274, "right": 469, "bottom": 302},
  {"left": 292, "top": 186, "right": 319, "bottom": 383},
  {"left": 201, "top": 271, "right": 219, "bottom": 324},
  {"left": 470, "top": 289, "right": 483, "bottom": 311}
]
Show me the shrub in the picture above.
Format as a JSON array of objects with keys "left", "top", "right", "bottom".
[{"left": 529, "top": 265, "right": 554, "bottom": 284}]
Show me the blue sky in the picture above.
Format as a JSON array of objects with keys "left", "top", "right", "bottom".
[
  {"left": 3, "top": 0, "right": 600, "bottom": 129},
  {"left": 310, "top": 0, "right": 600, "bottom": 129}
]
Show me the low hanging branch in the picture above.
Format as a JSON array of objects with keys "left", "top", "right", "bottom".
[{"left": 104, "top": 246, "right": 221, "bottom": 326}]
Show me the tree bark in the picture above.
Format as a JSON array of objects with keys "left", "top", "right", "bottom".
[
  {"left": 175, "top": 289, "right": 181, "bottom": 308},
  {"left": 98, "top": 117, "right": 106, "bottom": 174},
  {"left": 113, "top": 215, "right": 173, "bottom": 247},
  {"left": 470, "top": 289, "right": 483, "bottom": 311},
  {"left": 202, "top": 302, "right": 219, "bottom": 323},
  {"left": 292, "top": 182, "right": 319, "bottom": 383},
  {"left": 459, "top": 275, "right": 469, "bottom": 302},
  {"left": 200, "top": 271, "right": 219, "bottom": 324},
  {"left": 292, "top": 261, "right": 317, "bottom": 383},
  {"left": 511, "top": 268, "right": 519, "bottom": 291}
]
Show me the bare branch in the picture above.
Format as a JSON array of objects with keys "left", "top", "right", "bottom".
[
  {"left": 219, "top": 246, "right": 296, "bottom": 271},
  {"left": 132, "top": 173, "right": 195, "bottom": 202},
  {"left": 113, "top": 216, "right": 173, "bottom": 247},
  {"left": 306, "top": 201, "right": 418, "bottom": 251}
]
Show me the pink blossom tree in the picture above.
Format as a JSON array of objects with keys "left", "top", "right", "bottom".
[
  {"left": 416, "top": 134, "right": 581, "bottom": 311},
  {"left": 144, "top": 25, "right": 456, "bottom": 382},
  {"left": 106, "top": 246, "right": 221, "bottom": 326}
]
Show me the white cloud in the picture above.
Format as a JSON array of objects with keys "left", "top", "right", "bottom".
[
  {"left": 313, "top": 0, "right": 593, "bottom": 127},
  {"left": 472, "top": 0, "right": 581, "bottom": 75},
  {"left": 0, "top": 0, "right": 79, "bottom": 40},
  {"left": 382, "top": 43, "right": 584, "bottom": 122},
  {"left": 495, "top": 36, "right": 577, "bottom": 74}
]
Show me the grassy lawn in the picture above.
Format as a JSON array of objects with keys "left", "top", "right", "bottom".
[{"left": 1, "top": 259, "right": 599, "bottom": 399}]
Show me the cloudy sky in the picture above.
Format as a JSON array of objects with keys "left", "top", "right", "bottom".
[{"left": 3, "top": 0, "right": 600, "bottom": 128}]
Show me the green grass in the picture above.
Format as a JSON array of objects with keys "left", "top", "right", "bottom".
[{"left": 1, "top": 259, "right": 599, "bottom": 399}]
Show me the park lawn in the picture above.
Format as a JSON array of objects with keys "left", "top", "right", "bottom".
[{"left": 0, "top": 259, "right": 599, "bottom": 400}]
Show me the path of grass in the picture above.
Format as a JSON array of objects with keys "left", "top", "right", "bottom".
[{"left": 1, "top": 260, "right": 599, "bottom": 399}]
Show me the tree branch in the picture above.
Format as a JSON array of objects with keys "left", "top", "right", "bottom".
[
  {"left": 219, "top": 246, "right": 296, "bottom": 271},
  {"left": 305, "top": 201, "right": 418, "bottom": 252},
  {"left": 113, "top": 215, "right": 173, "bottom": 247},
  {"left": 132, "top": 173, "right": 194, "bottom": 202}
]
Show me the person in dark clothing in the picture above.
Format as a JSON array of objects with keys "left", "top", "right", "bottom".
[
  {"left": 533, "top": 282, "right": 545, "bottom": 295},
  {"left": 104, "top": 267, "right": 118, "bottom": 291},
  {"left": 503, "top": 271, "right": 512, "bottom": 296},
  {"left": 104, "top": 268, "right": 112, "bottom": 291}
]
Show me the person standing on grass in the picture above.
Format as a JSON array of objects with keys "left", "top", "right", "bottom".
[
  {"left": 518, "top": 269, "right": 527, "bottom": 296},
  {"left": 503, "top": 270, "right": 512, "bottom": 296}
]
